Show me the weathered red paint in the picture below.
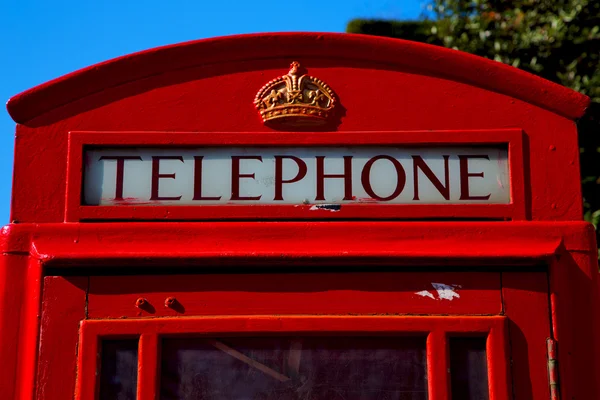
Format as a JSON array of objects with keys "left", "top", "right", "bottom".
[
  {"left": 0, "top": 32, "right": 598, "bottom": 399},
  {"left": 87, "top": 272, "right": 503, "bottom": 318}
]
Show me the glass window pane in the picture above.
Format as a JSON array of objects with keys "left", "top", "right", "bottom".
[
  {"left": 160, "top": 336, "right": 427, "bottom": 400},
  {"left": 99, "top": 339, "right": 139, "bottom": 400},
  {"left": 449, "top": 337, "right": 489, "bottom": 400}
]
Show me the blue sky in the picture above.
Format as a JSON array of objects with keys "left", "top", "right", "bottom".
[{"left": 0, "top": 0, "right": 423, "bottom": 223}]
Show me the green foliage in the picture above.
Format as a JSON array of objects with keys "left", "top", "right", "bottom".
[
  {"left": 348, "top": 1, "right": 600, "bottom": 249},
  {"left": 347, "top": 20, "right": 434, "bottom": 43},
  {"left": 348, "top": 1, "right": 599, "bottom": 101},
  {"left": 427, "top": 0, "right": 600, "bottom": 102}
]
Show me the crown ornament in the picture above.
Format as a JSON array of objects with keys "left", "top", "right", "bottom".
[{"left": 254, "top": 62, "right": 337, "bottom": 126}]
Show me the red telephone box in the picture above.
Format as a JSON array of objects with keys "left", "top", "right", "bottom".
[{"left": 1, "top": 32, "right": 599, "bottom": 399}]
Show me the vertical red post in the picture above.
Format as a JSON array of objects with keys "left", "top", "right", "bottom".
[
  {"left": 427, "top": 330, "right": 449, "bottom": 400},
  {"left": 486, "top": 321, "right": 511, "bottom": 400},
  {"left": 137, "top": 333, "right": 159, "bottom": 400}
]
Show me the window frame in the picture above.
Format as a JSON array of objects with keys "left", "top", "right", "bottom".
[
  {"left": 75, "top": 315, "right": 510, "bottom": 400},
  {"left": 65, "top": 129, "right": 526, "bottom": 222}
]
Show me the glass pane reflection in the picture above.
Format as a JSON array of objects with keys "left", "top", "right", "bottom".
[
  {"left": 160, "top": 336, "right": 427, "bottom": 400},
  {"left": 449, "top": 337, "right": 489, "bottom": 400},
  {"left": 99, "top": 339, "right": 138, "bottom": 400}
]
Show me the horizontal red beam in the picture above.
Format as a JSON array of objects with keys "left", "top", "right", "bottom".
[
  {"left": 1, "top": 221, "right": 594, "bottom": 265},
  {"left": 80, "top": 315, "right": 507, "bottom": 334}
]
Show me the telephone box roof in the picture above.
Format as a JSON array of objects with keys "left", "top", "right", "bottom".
[{"left": 6, "top": 32, "right": 590, "bottom": 124}]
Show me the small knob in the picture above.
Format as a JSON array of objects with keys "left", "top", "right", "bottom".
[
  {"left": 135, "top": 298, "right": 148, "bottom": 308},
  {"left": 165, "top": 297, "right": 177, "bottom": 308}
]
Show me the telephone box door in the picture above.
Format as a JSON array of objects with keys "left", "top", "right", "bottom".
[{"left": 37, "top": 269, "right": 551, "bottom": 400}]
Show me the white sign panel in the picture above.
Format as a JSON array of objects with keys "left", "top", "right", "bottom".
[{"left": 83, "top": 147, "right": 510, "bottom": 205}]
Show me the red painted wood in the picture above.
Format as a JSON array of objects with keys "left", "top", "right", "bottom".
[
  {"left": 16, "top": 258, "right": 43, "bottom": 400},
  {"left": 427, "top": 331, "right": 449, "bottom": 400},
  {"left": 6, "top": 33, "right": 588, "bottom": 124},
  {"left": 36, "top": 276, "right": 87, "bottom": 400},
  {"left": 487, "top": 320, "right": 511, "bottom": 400},
  {"left": 3, "top": 35, "right": 586, "bottom": 223},
  {"left": 1, "top": 32, "right": 599, "bottom": 400},
  {"left": 76, "top": 315, "right": 508, "bottom": 399},
  {"left": 4, "top": 221, "right": 593, "bottom": 263},
  {"left": 550, "top": 251, "right": 600, "bottom": 400},
  {"left": 25, "top": 222, "right": 568, "bottom": 264},
  {"left": 76, "top": 204, "right": 518, "bottom": 222},
  {"left": 75, "top": 321, "right": 99, "bottom": 400},
  {"left": 137, "top": 334, "right": 159, "bottom": 400},
  {"left": 88, "top": 272, "right": 502, "bottom": 318},
  {"left": 502, "top": 272, "right": 551, "bottom": 400},
  {"left": 79, "top": 315, "right": 506, "bottom": 337},
  {"left": 0, "top": 254, "right": 27, "bottom": 400}
]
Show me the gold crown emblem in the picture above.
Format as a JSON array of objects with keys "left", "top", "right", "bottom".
[{"left": 254, "top": 62, "right": 337, "bottom": 126}]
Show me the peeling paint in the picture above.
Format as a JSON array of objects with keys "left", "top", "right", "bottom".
[
  {"left": 309, "top": 204, "right": 341, "bottom": 212},
  {"left": 431, "top": 282, "right": 460, "bottom": 301},
  {"left": 415, "top": 290, "right": 435, "bottom": 299},
  {"left": 416, "top": 284, "right": 460, "bottom": 301}
]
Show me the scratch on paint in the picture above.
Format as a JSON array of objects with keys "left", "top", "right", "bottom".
[
  {"left": 104, "top": 197, "right": 152, "bottom": 205},
  {"left": 431, "top": 282, "right": 460, "bottom": 300},
  {"left": 309, "top": 204, "right": 341, "bottom": 212},
  {"left": 355, "top": 197, "right": 379, "bottom": 203}
]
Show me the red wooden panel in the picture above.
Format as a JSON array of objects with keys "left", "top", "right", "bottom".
[
  {"left": 36, "top": 276, "right": 88, "bottom": 400},
  {"left": 550, "top": 252, "right": 600, "bottom": 400},
  {"left": 502, "top": 272, "right": 551, "bottom": 400},
  {"left": 88, "top": 272, "right": 502, "bottom": 318}
]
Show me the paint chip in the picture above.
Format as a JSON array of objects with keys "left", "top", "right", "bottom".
[
  {"left": 309, "top": 204, "right": 341, "bottom": 212},
  {"left": 431, "top": 282, "right": 460, "bottom": 301},
  {"left": 415, "top": 290, "right": 435, "bottom": 299}
]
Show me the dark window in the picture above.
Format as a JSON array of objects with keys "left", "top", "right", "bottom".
[
  {"left": 99, "top": 339, "right": 139, "bottom": 400},
  {"left": 160, "top": 336, "right": 427, "bottom": 400},
  {"left": 449, "top": 337, "right": 489, "bottom": 400}
]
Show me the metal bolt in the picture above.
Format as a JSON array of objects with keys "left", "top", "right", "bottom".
[
  {"left": 165, "top": 297, "right": 177, "bottom": 308},
  {"left": 135, "top": 297, "right": 147, "bottom": 308}
]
